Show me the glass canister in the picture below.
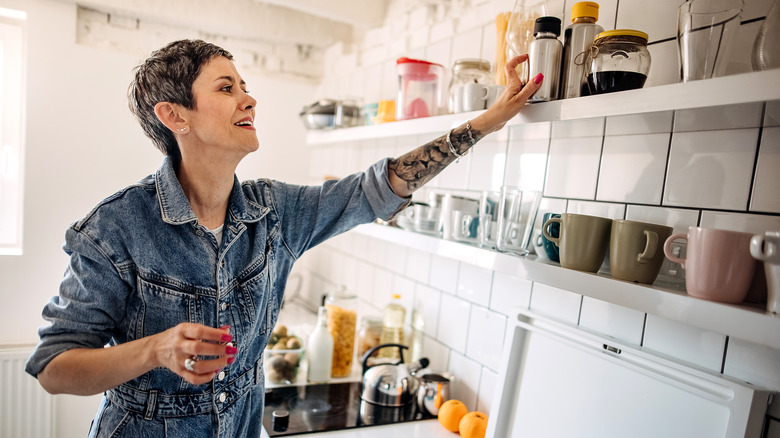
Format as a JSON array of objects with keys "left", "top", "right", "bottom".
[
  {"left": 356, "top": 316, "right": 383, "bottom": 366},
  {"left": 448, "top": 58, "right": 492, "bottom": 113},
  {"left": 396, "top": 57, "right": 444, "bottom": 120},
  {"left": 325, "top": 287, "right": 358, "bottom": 378},
  {"left": 585, "top": 29, "right": 651, "bottom": 95}
]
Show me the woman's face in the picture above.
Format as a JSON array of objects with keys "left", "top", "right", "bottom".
[{"left": 183, "top": 56, "right": 259, "bottom": 159}]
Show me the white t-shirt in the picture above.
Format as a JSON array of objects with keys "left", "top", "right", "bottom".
[{"left": 210, "top": 224, "right": 224, "bottom": 245}]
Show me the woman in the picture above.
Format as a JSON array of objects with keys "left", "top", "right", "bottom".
[{"left": 25, "top": 39, "right": 542, "bottom": 437}]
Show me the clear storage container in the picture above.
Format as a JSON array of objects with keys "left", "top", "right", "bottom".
[
  {"left": 396, "top": 58, "right": 444, "bottom": 120},
  {"left": 585, "top": 29, "right": 651, "bottom": 95},
  {"left": 325, "top": 287, "right": 358, "bottom": 378}
]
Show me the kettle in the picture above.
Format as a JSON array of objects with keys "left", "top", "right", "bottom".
[
  {"left": 417, "top": 372, "right": 453, "bottom": 416},
  {"left": 360, "top": 344, "right": 429, "bottom": 407}
]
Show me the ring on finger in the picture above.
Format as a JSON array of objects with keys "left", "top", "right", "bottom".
[{"left": 184, "top": 356, "right": 197, "bottom": 372}]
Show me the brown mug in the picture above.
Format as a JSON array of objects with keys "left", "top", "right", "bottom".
[
  {"left": 610, "top": 219, "right": 673, "bottom": 284},
  {"left": 543, "top": 213, "right": 612, "bottom": 273}
]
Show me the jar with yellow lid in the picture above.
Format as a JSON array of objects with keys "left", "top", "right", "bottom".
[{"left": 585, "top": 29, "right": 651, "bottom": 95}]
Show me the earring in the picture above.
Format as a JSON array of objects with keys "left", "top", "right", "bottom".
[{"left": 177, "top": 127, "right": 188, "bottom": 133}]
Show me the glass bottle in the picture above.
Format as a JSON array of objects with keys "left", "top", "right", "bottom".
[
  {"left": 307, "top": 306, "right": 333, "bottom": 383},
  {"left": 379, "top": 294, "right": 406, "bottom": 359},
  {"left": 560, "top": 1, "right": 604, "bottom": 98},
  {"left": 325, "top": 286, "right": 358, "bottom": 378}
]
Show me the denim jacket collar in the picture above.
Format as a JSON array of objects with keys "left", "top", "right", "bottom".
[{"left": 155, "top": 156, "right": 269, "bottom": 226}]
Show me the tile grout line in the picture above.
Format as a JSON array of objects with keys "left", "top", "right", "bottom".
[{"left": 744, "top": 102, "right": 766, "bottom": 212}]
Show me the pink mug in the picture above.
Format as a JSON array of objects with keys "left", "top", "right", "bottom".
[{"left": 663, "top": 227, "right": 757, "bottom": 304}]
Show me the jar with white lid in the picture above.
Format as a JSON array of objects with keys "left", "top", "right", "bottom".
[
  {"left": 585, "top": 29, "right": 651, "bottom": 95},
  {"left": 448, "top": 58, "right": 492, "bottom": 113}
]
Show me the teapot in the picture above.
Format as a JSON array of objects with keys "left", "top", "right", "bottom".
[{"left": 360, "top": 344, "right": 429, "bottom": 407}]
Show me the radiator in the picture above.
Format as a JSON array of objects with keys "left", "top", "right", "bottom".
[{"left": 0, "top": 345, "right": 53, "bottom": 438}]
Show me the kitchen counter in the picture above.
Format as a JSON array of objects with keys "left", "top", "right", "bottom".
[{"left": 262, "top": 419, "right": 453, "bottom": 438}]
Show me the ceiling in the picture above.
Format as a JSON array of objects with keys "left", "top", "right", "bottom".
[{"left": 57, "top": 0, "right": 391, "bottom": 49}]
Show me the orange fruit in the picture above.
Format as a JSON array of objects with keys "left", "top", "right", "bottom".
[
  {"left": 438, "top": 399, "right": 468, "bottom": 432},
  {"left": 459, "top": 411, "right": 488, "bottom": 438}
]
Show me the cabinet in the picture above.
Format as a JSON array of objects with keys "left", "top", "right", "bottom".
[{"left": 306, "top": 69, "right": 780, "bottom": 350}]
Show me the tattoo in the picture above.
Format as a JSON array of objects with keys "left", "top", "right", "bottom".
[{"left": 388, "top": 123, "right": 485, "bottom": 191}]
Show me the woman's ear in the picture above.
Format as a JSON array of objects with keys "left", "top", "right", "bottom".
[{"left": 154, "top": 102, "right": 189, "bottom": 134}]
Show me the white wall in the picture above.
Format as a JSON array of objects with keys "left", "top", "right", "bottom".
[
  {"left": 301, "top": 0, "right": 780, "bottom": 434},
  {"left": 0, "top": 0, "right": 315, "bottom": 435}
]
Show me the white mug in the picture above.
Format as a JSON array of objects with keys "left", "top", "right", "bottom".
[
  {"left": 485, "top": 85, "right": 505, "bottom": 108},
  {"left": 440, "top": 194, "right": 479, "bottom": 240},
  {"left": 462, "top": 83, "right": 488, "bottom": 112},
  {"left": 751, "top": 231, "right": 780, "bottom": 313}
]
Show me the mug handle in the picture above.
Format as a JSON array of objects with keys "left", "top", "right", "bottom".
[
  {"left": 637, "top": 230, "right": 659, "bottom": 264},
  {"left": 461, "top": 214, "right": 474, "bottom": 238},
  {"left": 750, "top": 234, "right": 780, "bottom": 263},
  {"left": 542, "top": 218, "right": 562, "bottom": 247},
  {"left": 663, "top": 233, "right": 688, "bottom": 268}
]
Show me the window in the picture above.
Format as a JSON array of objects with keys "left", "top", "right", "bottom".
[{"left": 0, "top": 7, "right": 25, "bottom": 255}]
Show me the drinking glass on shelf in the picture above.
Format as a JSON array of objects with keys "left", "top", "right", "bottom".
[
  {"left": 495, "top": 186, "right": 542, "bottom": 257},
  {"left": 677, "top": 0, "right": 743, "bottom": 82},
  {"left": 505, "top": 0, "right": 552, "bottom": 84}
]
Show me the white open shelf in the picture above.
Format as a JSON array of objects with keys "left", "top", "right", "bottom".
[
  {"left": 351, "top": 223, "right": 780, "bottom": 351},
  {"left": 307, "top": 68, "right": 780, "bottom": 145}
]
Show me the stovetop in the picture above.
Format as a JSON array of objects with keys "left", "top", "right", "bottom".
[{"left": 263, "top": 382, "right": 431, "bottom": 436}]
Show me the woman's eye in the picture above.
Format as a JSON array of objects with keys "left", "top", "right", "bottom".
[
  {"left": 243, "top": 89, "right": 251, "bottom": 95},
  {"left": 221, "top": 85, "right": 233, "bottom": 92}
]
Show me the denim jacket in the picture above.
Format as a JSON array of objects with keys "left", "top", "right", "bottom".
[{"left": 26, "top": 156, "right": 409, "bottom": 437}]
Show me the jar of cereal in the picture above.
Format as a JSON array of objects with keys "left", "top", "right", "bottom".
[{"left": 325, "top": 287, "right": 358, "bottom": 378}]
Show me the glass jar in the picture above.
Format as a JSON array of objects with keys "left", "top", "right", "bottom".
[
  {"left": 585, "top": 29, "right": 651, "bottom": 95},
  {"left": 356, "top": 316, "right": 383, "bottom": 366},
  {"left": 448, "top": 58, "right": 492, "bottom": 113},
  {"left": 325, "top": 287, "right": 358, "bottom": 378}
]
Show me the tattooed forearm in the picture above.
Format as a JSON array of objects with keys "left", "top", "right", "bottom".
[{"left": 388, "top": 123, "right": 485, "bottom": 191}]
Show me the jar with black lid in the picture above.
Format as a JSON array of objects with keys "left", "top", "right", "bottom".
[{"left": 585, "top": 29, "right": 651, "bottom": 95}]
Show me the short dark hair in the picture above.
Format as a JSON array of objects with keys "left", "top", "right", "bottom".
[{"left": 127, "top": 39, "right": 233, "bottom": 169}]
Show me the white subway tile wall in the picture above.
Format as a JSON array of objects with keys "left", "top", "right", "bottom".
[
  {"left": 578, "top": 297, "right": 645, "bottom": 346},
  {"left": 643, "top": 315, "right": 728, "bottom": 372},
  {"left": 303, "top": 0, "right": 780, "bottom": 423},
  {"left": 664, "top": 129, "right": 758, "bottom": 210}
]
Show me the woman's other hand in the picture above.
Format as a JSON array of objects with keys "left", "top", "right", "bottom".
[
  {"left": 150, "top": 323, "right": 236, "bottom": 386},
  {"left": 470, "top": 54, "right": 544, "bottom": 134}
]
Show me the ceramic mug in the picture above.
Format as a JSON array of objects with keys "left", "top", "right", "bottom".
[
  {"left": 664, "top": 227, "right": 756, "bottom": 303},
  {"left": 750, "top": 231, "right": 780, "bottom": 313},
  {"left": 543, "top": 213, "right": 612, "bottom": 273},
  {"left": 452, "top": 210, "right": 479, "bottom": 242},
  {"left": 485, "top": 85, "right": 505, "bottom": 108},
  {"left": 539, "top": 212, "right": 561, "bottom": 262},
  {"left": 610, "top": 219, "right": 673, "bottom": 284},
  {"left": 440, "top": 194, "right": 479, "bottom": 240},
  {"left": 462, "top": 83, "right": 488, "bottom": 112}
]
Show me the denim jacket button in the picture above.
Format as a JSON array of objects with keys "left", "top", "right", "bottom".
[
  {"left": 218, "top": 392, "right": 227, "bottom": 403},
  {"left": 217, "top": 371, "right": 226, "bottom": 381},
  {"left": 220, "top": 302, "right": 229, "bottom": 311},
  {"left": 196, "top": 229, "right": 204, "bottom": 236}
]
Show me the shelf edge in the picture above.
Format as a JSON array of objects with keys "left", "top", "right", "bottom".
[{"left": 349, "top": 223, "right": 780, "bottom": 351}]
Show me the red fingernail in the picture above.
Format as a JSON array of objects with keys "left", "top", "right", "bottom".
[
  {"left": 226, "top": 346, "right": 238, "bottom": 355},
  {"left": 221, "top": 334, "right": 233, "bottom": 342},
  {"left": 227, "top": 357, "right": 236, "bottom": 364},
  {"left": 533, "top": 73, "right": 544, "bottom": 84}
]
